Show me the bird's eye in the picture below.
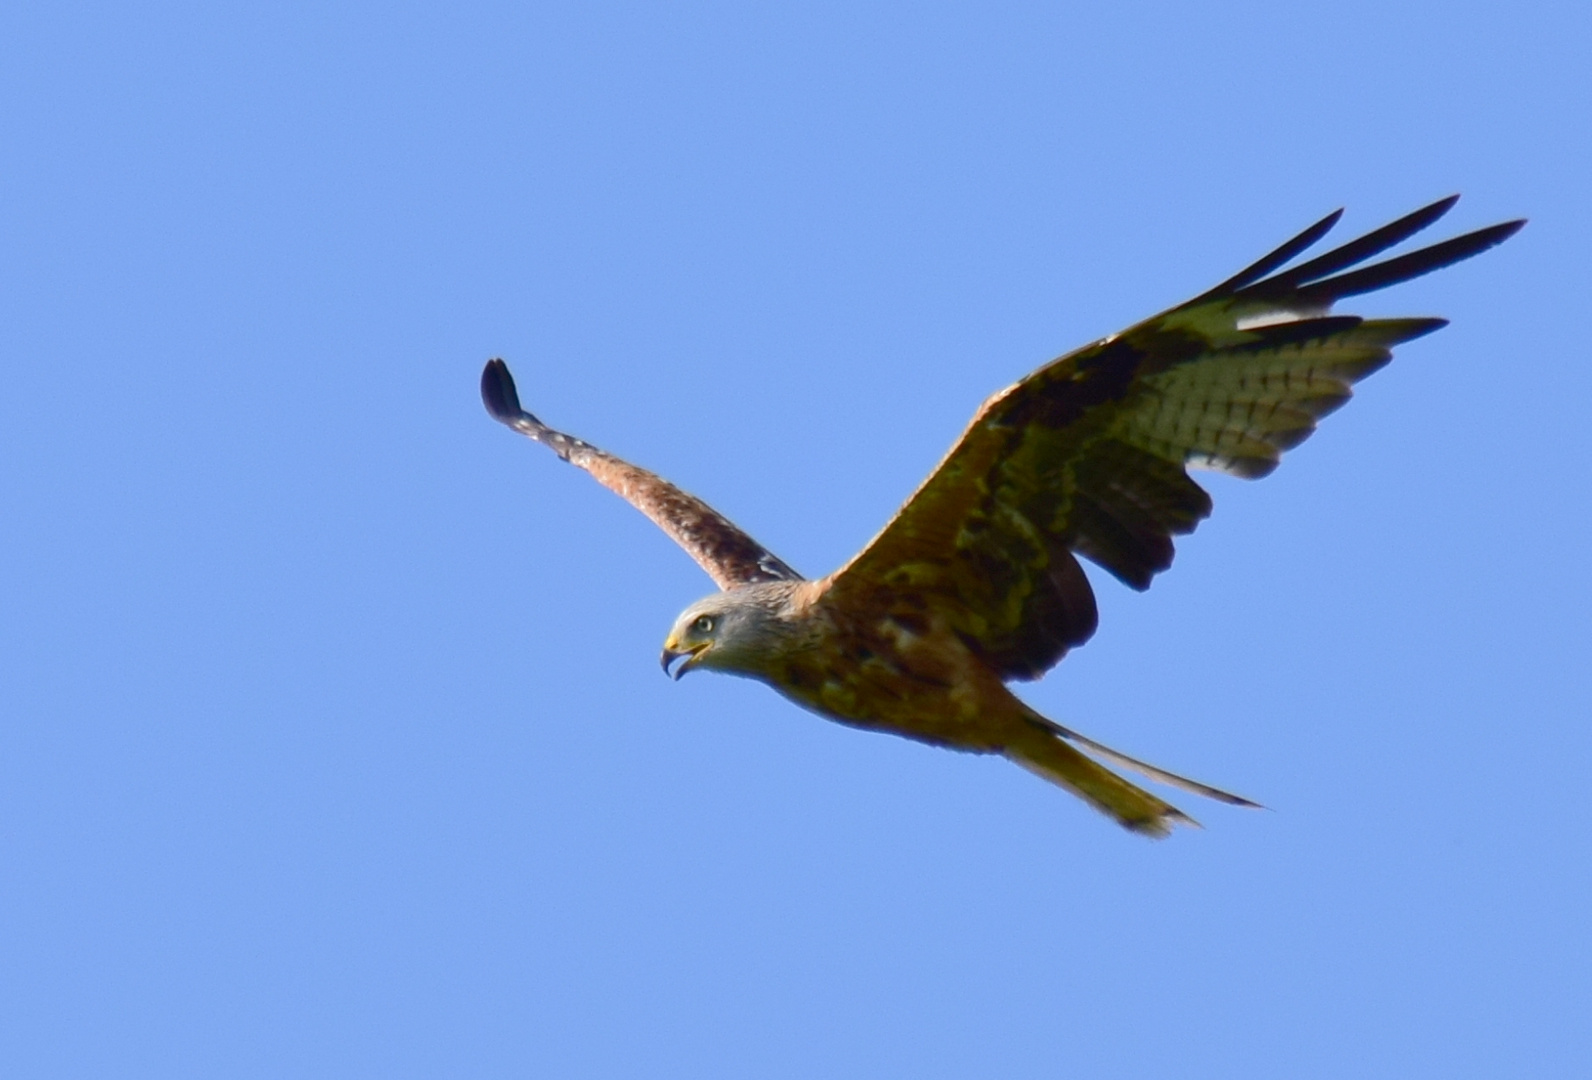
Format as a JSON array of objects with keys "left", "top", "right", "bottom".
[{"left": 694, "top": 615, "right": 716, "bottom": 633}]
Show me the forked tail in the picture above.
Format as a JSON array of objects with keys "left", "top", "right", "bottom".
[{"left": 1005, "top": 710, "right": 1261, "bottom": 838}]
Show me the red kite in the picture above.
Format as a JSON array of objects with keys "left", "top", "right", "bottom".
[{"left": 482, "top": 196, "right": 1521, "bottom": 836}]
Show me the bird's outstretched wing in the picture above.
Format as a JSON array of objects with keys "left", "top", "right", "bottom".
[
  {"left": 824, "top": 197, "right": 1523, "bottom": 680},
  {"left": 481, "top": 359, "right": 801, "bottom": 590}
]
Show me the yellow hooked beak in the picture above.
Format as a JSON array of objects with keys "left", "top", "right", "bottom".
[{"left": 660, "top": 639, "right": 710, "bottom": 680}]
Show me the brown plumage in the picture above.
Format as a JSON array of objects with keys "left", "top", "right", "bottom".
[{"left": 482, "top": 196, "right": 1522, "bottom": 837}]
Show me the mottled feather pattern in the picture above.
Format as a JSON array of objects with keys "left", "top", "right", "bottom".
[
  {"left": 575, "top": 452, "right": 803, "bottom": 589},
  {"left": 485, "top": 198, "right": 1521, "bottom": 835},
  {"left": 829, "top": 197, "right": 1523, "bottom": 650},
  {"left": 481, "top": 359, "right": 800, "bottom": 590}
]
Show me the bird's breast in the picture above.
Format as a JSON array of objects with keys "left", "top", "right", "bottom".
[{"left": 765, "top": 606, "right": 1002, "bottom": 744}]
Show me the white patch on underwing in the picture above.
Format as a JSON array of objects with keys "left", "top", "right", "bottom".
[{"left": 1237, "top": 304, "right": 1330, "bottom": 331}]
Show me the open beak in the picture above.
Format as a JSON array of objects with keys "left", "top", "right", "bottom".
[{"left": 660, "top": 642, "right": 707, "bottom": 680}]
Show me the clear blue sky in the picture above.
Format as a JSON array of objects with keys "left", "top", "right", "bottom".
[{"left": 3, "top": 2, "right": 1588, "bottom": 1076}]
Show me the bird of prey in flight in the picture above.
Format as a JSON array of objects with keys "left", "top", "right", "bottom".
[{"left": 482, "top": 196, "right": 1521, "bottom": 836}]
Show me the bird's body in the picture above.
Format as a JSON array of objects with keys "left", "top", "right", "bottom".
[
  {"left": 483, "top": 196, "right": 1522, "bottom": 836},
  {"left": 663, "top": 579, "right": 1215, "bottom": 833},
  {"left": 683, "top": 579, "right": 1013, "bottom": 748}
]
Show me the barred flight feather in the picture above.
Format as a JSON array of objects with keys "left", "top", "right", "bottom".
[
  {"left": 484, "top": 197, "right": 1521, "bottom": 835},
  {"left": 826, "top": 198, "right": 1523, "bottom": 668}
]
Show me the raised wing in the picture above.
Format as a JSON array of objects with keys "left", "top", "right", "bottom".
[
  {"left": 482, "top": 359, "right": 801, "bottom": 590},
  {"left": 824, "top": 197, "right": 1523, "bottom": 680}
]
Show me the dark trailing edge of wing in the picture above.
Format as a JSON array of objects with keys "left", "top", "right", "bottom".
[{"left": 1060, "top": 199, "right": 1520, "bottom": 594}]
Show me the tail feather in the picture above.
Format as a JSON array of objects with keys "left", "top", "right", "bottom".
[
  {"left": 1007, "top": 711, "right": 1262, "bottom": 837},
  {"left": 1042, "top": 721, "right": 1262, "bottom": 809},
  {"left": 1005, "top": 732, "right": 1198, "bottom": 838}
]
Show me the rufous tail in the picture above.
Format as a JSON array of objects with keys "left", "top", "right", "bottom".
[
  {"left": 1006, "top": 713, "right": 1261, "bottom": 838},
  {"left": 1005, "top": 730, "right": 1196, "bottom": 837}
]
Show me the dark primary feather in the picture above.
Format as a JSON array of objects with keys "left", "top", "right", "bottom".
[
  {"left": 1293, "top": 220, "right": 1523, "bottom": 303},
  {"left": 1197, "top": 207, "right": 1345, "bottom": 298},
  {"left": 481, "top": 359, "right": 802, "bottom": 590},
  {"left": 826, "top": 198, "right": 1522, "bottom": 679},
  {"left": 1248, "top": 195, "right": 1460, "bottom": 295}
]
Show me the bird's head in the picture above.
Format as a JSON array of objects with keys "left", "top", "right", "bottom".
[{"left": 660, "top": 586, "right": 794, "bottom": 681}]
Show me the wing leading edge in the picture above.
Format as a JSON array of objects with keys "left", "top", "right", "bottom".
[
  {"left": 823, "top": 197, "right": 1523, "bottom": 680},
  {"left": 481, "top": 359, "right": 801, "bottom": 590}
]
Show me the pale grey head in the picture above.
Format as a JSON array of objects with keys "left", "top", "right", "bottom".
[{"left": 659, "top": 581, "right": 808, "bottom": 681}]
